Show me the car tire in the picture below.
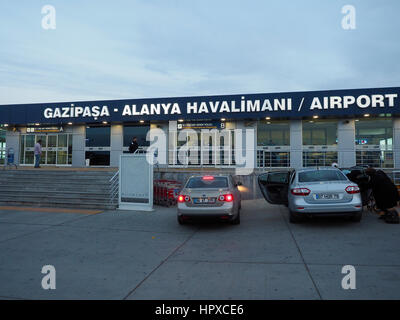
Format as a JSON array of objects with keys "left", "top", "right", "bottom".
[
  {"left": 350, "top": 211, "right": 362, "bottom": 222},
  {"left": 289, "top": 210, "right": 303, "bottom": 223},
  {"left": 177, "top": 216, "right": 186, "bottom": 225},
  {"left": 231, "top": 212, "right": 240, "bottom": 225}
]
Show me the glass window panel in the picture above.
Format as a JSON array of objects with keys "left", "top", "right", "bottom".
[
  {"left": 257, "top": 121, "right": 290, "bottom": 146},
  {"left": 58, "top": 134, "right": 67, "bottom": 147},
  {"left": 85, "top": 126, "right": 110, "bottom": 147},
  {"left": 85, "top": 151, "right": 110, "bottom": 166},
  {"left": 25, "top": 151, "right": 34, "bottom": 164},
  {"left": 48, "top": 135, "right": 57, "bottom": 147},
  {"left": 303, "top": 120, "right": 337, "bottom": 146},
  {"left": 47, "top": 151, "right": 56, "bottom": 164},
  {"left": 20, "top": 135, "right": 25, "bottom": 164},
  {"left": 57, "top": 151, "right": 67, "bottom": 165},
  {"left": 303, "top": 151, "right": 338, "bottom": 167},
  {"left": 355, "top": 118, "right": 393, "bottom": 146},
  {"left": 123, "top": 125, "right": 150, "bottom": 147},
  {"left": 26, "top": 135, "right": 35, "bottom": 147}
]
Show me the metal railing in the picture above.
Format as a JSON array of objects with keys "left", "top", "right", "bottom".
[{"left": 109, "top": 170, "right": 119, "bottom": 205}]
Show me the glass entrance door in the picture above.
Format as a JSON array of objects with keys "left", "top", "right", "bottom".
[
  {"left": 20, "top": 134, "right": 73, "bottom": 166},
  {"left": 85, "top": 126, "right": 111, "bottom": 166}
]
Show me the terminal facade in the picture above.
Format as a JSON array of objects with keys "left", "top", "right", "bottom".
[{"left": 1, "top": 86, "right": 400, "bottom": 170}]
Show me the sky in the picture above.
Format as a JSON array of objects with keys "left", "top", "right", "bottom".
[{"left": 0, "top": 0, "right": 399, "bottom": 104}]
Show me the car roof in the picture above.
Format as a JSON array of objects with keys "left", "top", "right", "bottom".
[
  {"left": 296, "top": 167, "right": 342, "bottom": 173},
  {"left": 188, "top": 174, "right": 231, "bottom": 179}
]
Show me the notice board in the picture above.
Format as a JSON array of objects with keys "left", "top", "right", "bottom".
[{"left": 119, "top": 154, "right": 153, "bottom": 211}]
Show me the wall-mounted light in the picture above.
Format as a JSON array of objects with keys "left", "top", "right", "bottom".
[
  {"left": 178, "top": 119, "right": 184, "bottom": 122},
  {"left": 67, "top": 122, "right": 73, "bottom": 125},
  {"left": 139, "top": 120, "right": 145, "bottom": 123},
  {"left": 35, "top": 123, "right": 40, "bottom": 126},
  {"left": 364, "top": 114, "right": 370, "bottom": 117},
  {"left": 265, "top": 117, "right": 271, "bottom": 120},
  {"left": 4, "top": 124, "right": 9, "bottom": 127},
  {"left": 102, "top": 121, "right": 108, "bottom": 124},
  {"left": 313, "top": 115, "right": 319, "bottom": 119},
  {"left": 221, "top": 118, "right": 226, "bottom": 122},
  {"left": 355, "top": 119, "right": 359, "bottom": 122}
]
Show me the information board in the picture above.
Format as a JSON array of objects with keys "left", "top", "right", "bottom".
[{"left": 118, "top": 154, "right": 153, "bottom": 211}]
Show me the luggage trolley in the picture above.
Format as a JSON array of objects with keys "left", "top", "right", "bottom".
[{"left": 3, "top": 147, "right": 17, "bottom": 170}]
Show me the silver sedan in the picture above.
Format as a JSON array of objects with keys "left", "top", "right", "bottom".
[
  {"left": 177, "top": 174, "right": 242, "bottom": 225},
  {"left": 258, "top": 168, "right": 363, "bottom": 223}
]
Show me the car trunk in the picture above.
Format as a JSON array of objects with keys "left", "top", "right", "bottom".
[
  {"left": 184, "top": 188, "right": 229, "bottom": 207},
  {"left": 299, "top": 181, "right": 354, "bottom": 204}
]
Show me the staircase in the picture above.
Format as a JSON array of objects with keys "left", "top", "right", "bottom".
[{"left": 0, "top": 169, "right": 118, "bottom": 210}]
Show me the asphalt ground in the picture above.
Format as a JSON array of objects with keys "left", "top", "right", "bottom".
[{"left": 0, "top": 199, "right": 399, "bottom": 300}]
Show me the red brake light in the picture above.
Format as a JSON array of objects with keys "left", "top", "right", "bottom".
[
  {"left": 291, "top": 188, "right": 311, "bottom": 196},
  {"left": 202, "top": 176, "right": 214, "bottom": 180},
  {"left": 178, "top": 195, "right": 191, "bottom": 202},
  {"left": 219, "top": 194, "right": 234, "bottom": 202},
  {"left": 345, "top": 186, "right": 360, "bottom": 194}
]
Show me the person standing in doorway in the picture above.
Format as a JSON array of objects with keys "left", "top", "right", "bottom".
[
  {"left": 34, "top": 139, "right": 42, "bottom": 168},
  {"left": 129, "top": 137, "right": 139, "bottom": 154}
]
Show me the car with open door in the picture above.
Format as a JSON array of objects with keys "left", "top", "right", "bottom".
[{"left": 258, "top": 168, "right": 363, "bottom": 223}]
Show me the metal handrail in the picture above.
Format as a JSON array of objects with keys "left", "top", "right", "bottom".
[{"left": 109, "top": 170, "right": 119, "bottom": 204}]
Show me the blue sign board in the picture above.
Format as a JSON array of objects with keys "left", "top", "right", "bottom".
[{"left": 0, "top": 86, "right": 399, "bottom": 125}]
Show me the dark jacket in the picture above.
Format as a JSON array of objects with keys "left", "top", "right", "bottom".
[
  {"left": 129, "top": 141, "right": 139, "bottom": 154},
  {"left": 369, "top": 170, "right": 399, "bottom": 210}
]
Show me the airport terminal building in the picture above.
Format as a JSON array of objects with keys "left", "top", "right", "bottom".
[{"left": 1, "top": 86, "right": 400, "bottom": 171}]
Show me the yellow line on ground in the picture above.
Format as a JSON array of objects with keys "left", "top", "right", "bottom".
[{"left": 0, "top": 206, "right": 103, "bottom": 215}]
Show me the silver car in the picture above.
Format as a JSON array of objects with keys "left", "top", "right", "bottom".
[
  {"left": 258, "top": 168, "right": 363, "bottom": 223},
  {"left": 177, "top": 174, "right": 242, "bottom": 225}
]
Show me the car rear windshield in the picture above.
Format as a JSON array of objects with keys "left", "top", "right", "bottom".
[
  {"left": 186, "top": 177, "right": 228, "bottom": 188},
  {"left": 298, "top": 170, "right": 347, "bottom": 183}
]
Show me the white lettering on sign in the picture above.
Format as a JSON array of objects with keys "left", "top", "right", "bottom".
[
  {"left": 44, "top": 105, "right": 110, "bottom": 118},
  {"left": 309, "top": 94, "right": 397, "bottom": 110},
  {"left": 41, "top": 93, "right": 398, "bottom": 120}
]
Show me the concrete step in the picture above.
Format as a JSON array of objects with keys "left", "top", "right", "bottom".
[
  {"left": 0, "top": 199, "right": 117, "bottom": 210},
  {"left": 0, "top": 170, "right": 119, "bottom": 210},
  {"left": 0, "top": 191, "right": 110, "bottom": 199}
]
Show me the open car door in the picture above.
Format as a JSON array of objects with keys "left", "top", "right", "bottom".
[{"left": 258, "top": 171, "right": 290, "bottom": 205}]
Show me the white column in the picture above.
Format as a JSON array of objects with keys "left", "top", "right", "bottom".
[
  {"left": 338, "top": 119, "right": 356, "bottom": 167},
  {"left": 72, "top": 125, "right": 85, "bottom": 167},
  {"left": 290, "top": 120, "right": 302, "bottom": 169},
  {"left": 110, "top": 124, "right": 123, "bottom": 167},
  {"left": 5, "top": 129, "right": 21, "bottom": 165},
  {"left": 393, "top": 118, "right": 400, "bottom": 169}
]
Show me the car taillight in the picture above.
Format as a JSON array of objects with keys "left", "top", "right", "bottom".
[
  {"left": 219, "top": 194, "right": 234, "bottom": 202},
  {"left": 345, "top": 186, "right": 360, "bottom": 194},
  {"left": 202, "top": 176, "right": 214, "bottom": 180},
  {"left": 178, "top": 195, "right": 191, "bottom": 202},
  {"left": 291, "top": 188, "right": 311, "bottom": 196}
]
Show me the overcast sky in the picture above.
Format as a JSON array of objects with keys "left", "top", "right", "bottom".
[{"left": 0, "top": 0, "right": 399, "bottom": 104}]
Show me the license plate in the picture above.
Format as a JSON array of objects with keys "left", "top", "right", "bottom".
[
  {"left": 193, "top": 197, "right": 216, "bottom": 204},
  {"left": 316, "top": 193, "right": 339, "bottom": 200}
]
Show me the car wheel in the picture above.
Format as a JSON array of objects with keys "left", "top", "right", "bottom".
[
  {"left": 231, "top": 212, "right": 240, "bottom": 225},
  {"left": 177, "top": 216, "right": 186, "bottom": 225},
  {"left": 289, "top": 210, "right": 303, "bottom": 223},
  {"left": 350, "top": 211, "right": 362, "bottom": 222}
]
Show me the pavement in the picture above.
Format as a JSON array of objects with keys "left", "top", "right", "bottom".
[{"left": 0, "top": 199, "right": 399, "bottom": 300}]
